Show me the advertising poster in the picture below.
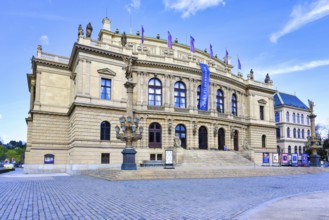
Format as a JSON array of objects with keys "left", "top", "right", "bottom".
[
  {"left": 282, "top": 153, "right": 289, "bottom": 166},
  {"left": 291, "top": 153, "right": 298, "bottom": 166},
  {"left": 262, "top": 152, "right": 270, "bottom": 166},
  {"left": 272, "top": 153, "right": 279, "bottom": 166},
  {"left": 301, "top": 154, "right": 309, "bottom": 166},
  {"left": 164, "top": 150, "right": 174, "bottom": 169}
]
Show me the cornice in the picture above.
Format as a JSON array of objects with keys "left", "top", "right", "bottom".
[{"left": 32, "top": 56, "right": 69, "bottom": 71}]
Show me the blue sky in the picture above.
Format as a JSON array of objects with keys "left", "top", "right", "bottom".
[{"left": 0, "top": 0, "right": 329, "bottom": 143}]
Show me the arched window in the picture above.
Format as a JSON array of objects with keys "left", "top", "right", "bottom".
[
  {"left": 286, "top": 112, "right": 290, "bottom": 122},
  {"left": 294, "top": 146, "right": 297, "bottom": 154},
  {"left": 262, "top": 135, "right": 266, "bottom": 148},
  {"left": 232, "top": 94, "right": 237, "bottom": 116},
  {"left": 175, "top": 124, "right": 186, "bottom": 148},
  {"left": 148, "top": 78, "right": 162, "bottom": 106},
  {"left": 100, "top": 121, "right": 110, "bottom": 140},
  {"left": 298, "top": 129, "right": 300, "bottom": 139},
  {"left": 174, "top": 81, "right": 186, "bottom": 108},
  {"left": 44, "top": 154, "right": 55, "bottom": 164},
  {"left": 197, "top": 85, "right": 201, "bottom": 109},
  {"left": 298, "top": 146, "right": 302, "bottom": 155},
  {"left": 301, "top": 114, "right": 304, "bottom": 124},
  {"left": 307, "top": 130, "right": 310, "bottom": 138},
  {"left": 288, "top": 145, "right": 291, "bottom": 154},
  {"left": 198, "top": 126, "right": 208, "bottom": 149},
  {"left": 297, "top": 113, "right": 300, "bottom": 123},
  {"left": 216, "top": 89, "right": 224, "bottom": 113},
  {"left": 234, "top": 130, "right": 239, "bottom": 151},
  {"left": 287, "top": 127, "right": 290, "bottom": 138},
  {"left": 276, "top": 128, "right": 280, "bottom": 138},
  {"left": 149, "top": 123, "right": 162, "bottom": 148},
  {"left": 275, "top": 112, "right": 280, "bottom": 122},
  {"left": 307, "top": 115, "right": 310, "bottom": 125},
  {"left": 302, "top": 129, "right": 305, "bottom": 139},
  {"left": 293, "top": 128, "right": 296, "bottom": 138},
  {"left": 218, "top": 128, "right": 225, "bottom": 150},
  {"left": 292, "top": 113, "right": 296, "bottom": 123}
]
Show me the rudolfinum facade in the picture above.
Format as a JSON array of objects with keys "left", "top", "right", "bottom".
[{"left": 25, "top": 17, "right": 276, "bottom": 174}]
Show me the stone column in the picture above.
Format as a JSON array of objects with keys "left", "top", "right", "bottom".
[
  {"left": 142, "top": 73, "right": 148, "bottom": 106},
  {"left": 30, "top": 79, "right": 36, "bottom": 110},
  {"left": 163, "top": 75, "right": 168, "bottom": 107},
  {"left": 35, "top": 71, "right": 41, "bottom": 105},
  {"left": 77, "top": 59, "right": 84, "bottom": 95},
  {"left": 136, "top": 72, "right": 142, "bottom": 106},
  {"left": 85, "top": 60, "right": 91, "bottom": 96},
  {"left": 124, "top": 82, "right": 136, "bottom": 117},
  {"left": 188, "top": 78, "right": 193, "bottom": 110},
  {"left": 169, "top": 75, "right": 174, "bottom": 108}
]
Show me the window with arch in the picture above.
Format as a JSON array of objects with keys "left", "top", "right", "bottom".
[
  {"left": 218, "top": 128, "right": 225, "bottom": 150},
  {"left": 44, "top": 154, "right": 55, "bottom": 164},
  {"left": 232, "top": 93, "right": 237, "bottom": 116},
  {"left": 292, "top": 113, "right": 296, "bottom": 123},
  {"left": 148, "top": 78, "right": 162, "bottom": 106},
  {"left": 288, "top": 145, "right": 291, "bottom": 154},
  {"left": 302, "top": 129, "right": 305, "bottom": 139},
  {"left": 262, "top": 135, "right": 266, "bottom": 148},
  {"left": 100, "top": 121, "right": 110, "bottom": 140},
  {"left": 297, "top": 113, "right": 300, "bottom": 123},
  {"left": 149, "top": 122, "right": 162, "bottom": 148},
  {"left": 198, "top": 126, "right": 208, "bottom": 149},
  {"left": 276, "top": 128, "right": 280, "bottom": 138},
  {"left": 301, "top": 114, "right": 304, "bottom": 124},
  {"left": 216, "top": 89, "right": 224, "bottom": 113},
  {"left": 197, "top": 85, "right": 201, "bottom": 109},
  {"left": 286, "top": 111, "right": 290, "bottom": 122},
  {"left": 294, "top": 146, "right": 297, "bottom": 154},
  {"left": 298, "top": 146, "right": 302, "bottom": 155},
  {"left": 175, "top": 124, "right": 186, "bottom": 148},
  {"left": 174, "top": 81, "right": 186, "bottom": 108},
  {"left": 293, "top": 128, "right": 296, "bottom": 138},
  {"left": 298, "top": 129, "right": 300, "bottom": 139},
  {"left": 275, "top": 112, "right": 280, "bottom": 122},
  {"left": 287, "top": 127, "right": 290, "bottom": 138}
]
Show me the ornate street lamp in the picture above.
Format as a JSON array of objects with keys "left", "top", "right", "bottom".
[{"left": 306, "top": 100, "right": 322, "bottom": 167}]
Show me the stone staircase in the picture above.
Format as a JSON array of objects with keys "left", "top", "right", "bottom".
[{"left": 180, "top": 149, "right": 254, "bottom": 167}]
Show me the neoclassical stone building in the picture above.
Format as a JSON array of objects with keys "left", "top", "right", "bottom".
[
  {"left": 25, "top": 17, "right": 276, "bottom": 173},
  {"left": 274, "top": 92, "right": 311, "bottom": 156}
]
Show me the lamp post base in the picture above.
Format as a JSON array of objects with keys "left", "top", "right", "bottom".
[
  {"left": 310, "top": 154, "right": 321, "bottom": 167},
  {"left": 121, "top": 148, "right": 137, "bottom": 170}
]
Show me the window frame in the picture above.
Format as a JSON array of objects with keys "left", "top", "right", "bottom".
[
  {"left": 100, "top": 121, "right": 111, "bottom": 141},
  {"left": 216, "top": 89, "right": 224, "bottom": 113},
  {"left": 174, "top": 81, "right": 187, "bottom": 108},
  {"left": 148, "top": 78, "right": 162, "bottom": 106},
  {"left": 232, "top": 93, "right": 237, "bottom": 116},
  {"left": 100, "top": 78, "right": 111, "bottom": 100}
]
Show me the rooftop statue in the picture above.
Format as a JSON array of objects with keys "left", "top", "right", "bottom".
[
  {"left": 121, "top": 32, "right": 127, "bottom": 47},
  {"left": 249, "top": 69, "right": 254, "bottom": 80},
  {"left": 308, "top": 99, "right": 314, "bottom": 113},
  {"left": 265, "top": 73, "right": 270, "bottom": 83},
  {"left": 78, "top": 24, "right": 84, "bottom": 37},
  {"left": 86, "top": 22, "right": 93, "bottom": 38}
]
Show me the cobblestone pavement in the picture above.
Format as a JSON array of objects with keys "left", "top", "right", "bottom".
[{"left": 1, "top": 170, "right": 329, "bottom": 220}]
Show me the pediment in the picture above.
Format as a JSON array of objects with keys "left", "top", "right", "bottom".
[
  {"left": 258, "top": 99, "right": 267, "bottom": 104},
  {"left": 97, "top": 68, "right": 116, "bottom": 76}
]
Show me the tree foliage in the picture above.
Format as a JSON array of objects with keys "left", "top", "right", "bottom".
[{"left": 0, "top": 139, "right": 26, "bottom": 163}]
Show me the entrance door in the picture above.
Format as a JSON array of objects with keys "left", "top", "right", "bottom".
[
  {"left": 199, "top": 126, "right": 208, "bottom": 149},
  {"left": 149, "top": 123, "right": 161, "bottom": 148},
  {"left": 234, "top": 130, "right": 239, "bottom": 151},
  {"left": 218, "top": 128, "right": 225, "bottom": 150}
]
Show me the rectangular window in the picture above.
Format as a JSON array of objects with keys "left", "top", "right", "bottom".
[
  {"left": 260, "top": 106, "right": 264, "bottom": 120},
  {"left": 276, "top": 128, "right": 280, "bottom": 138},
  {"left": 101, "top": 153, "right": 110, "bottom": 164},
  {"left": 150, "top": 154, "right": 156, "bottom": 160},
  {"left": 101, "top": 78, "right": 111, "bottom": 100},
  {"left": 157, "top": 154, "right": 162, "bottom": 161}
]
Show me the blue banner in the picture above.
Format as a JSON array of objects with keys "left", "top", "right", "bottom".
[
  {"left": 199, "top": 63, "right": 210, "bottom": 110},
  {"left": 263, "top": 152, "right": 270, "bottom": 164}
]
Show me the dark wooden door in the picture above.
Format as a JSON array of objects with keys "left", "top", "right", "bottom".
[
  {"left": 234, "top": 130, "right": 239, "bottom": 151},
  {"left": 199, "top": 126, "right": 208, "bottom": 149},
  {"left": 149, "top": 123, "right": 161, "bottom": 148},
  {"left": 218, "top": 128, "right": 225, "bottom": 150}
]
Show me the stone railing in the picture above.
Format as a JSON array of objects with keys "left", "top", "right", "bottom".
[{"left": 40, "top": 52, "right": 70, "bottom": 64}]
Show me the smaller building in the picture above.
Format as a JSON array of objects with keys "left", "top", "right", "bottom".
[{"left": 274, "top": 92, "right": 311, "bottom": 156}]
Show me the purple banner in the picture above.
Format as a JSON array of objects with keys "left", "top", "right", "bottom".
[{"left": 199, "top": 63, "right": 210, "bottom": 110}]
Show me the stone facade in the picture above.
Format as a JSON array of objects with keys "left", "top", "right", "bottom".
[{"left": 25, "top": 17, "right": 276, "bottom": 174}]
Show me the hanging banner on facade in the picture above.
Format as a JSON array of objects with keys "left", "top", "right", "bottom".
[
  {"left": 301, "top": 153, "right": 308, "bottom": 166},
  {"left": 281, "top": 153, "right": 289, "bottom": 166},
  {"left": 291, "top": 153, "right": 298, "bottom": 167},
  {"left": 272, "top": 153, "right": 279, "bottom": 166},
  {"left": 262, "top": 152, "right": 270, "bottom": 166},
  {"left": 199, "top": 63, "right": 210, "bottom": 111}
]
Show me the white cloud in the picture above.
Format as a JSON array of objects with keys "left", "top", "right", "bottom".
[
  {"left": 40, "top": 35, "right": 49, "bottom": 45},
  {"left": 163, "top": 0, "right": 225, "bottom": 18},
  {"left": 257, "top": 59, "right": 329, "bottom": 75},
  {"left": 126, "top": 0, "right": 141, "bottom": 13},
  {"left": 270, "top": 0, "right": 329, "bottom": 43}
]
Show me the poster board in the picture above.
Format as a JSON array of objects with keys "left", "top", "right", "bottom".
[
  {"left": 281, "top": 153, "right": 289, "bottom": 166},
  {"left": 272, "top": 153, "right": 279, "bottom": 166},
  {"left": 301, "top": 154, "right": 309, "bottom": 166},
  {"left": 164, "top": 150, "right": 174, "bottom": 169},
  {"left": 262, "top": 152, "right": 270, "bottom": 166},
  {"left": 291, "top": 153, "right": 298, "bottom": 167}
]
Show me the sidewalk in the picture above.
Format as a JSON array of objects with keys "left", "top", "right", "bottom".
[{"left": 236, "top": 191, "right": 329, "bottom": 220}]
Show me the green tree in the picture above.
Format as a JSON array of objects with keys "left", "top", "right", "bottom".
[
  {"left": 0, "top": 145, "right": 6, "bottom": 161},
  {"left": 5, "top": 149, "right": 20, "bottom": 163}
]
